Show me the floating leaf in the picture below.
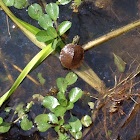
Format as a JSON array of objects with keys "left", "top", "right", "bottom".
[
  {"left": 43, "top": 96, "right": 59, "bottom": 111},
  {"left": 0, "top": 122, "right": 11, "bottom": 133},
  {"left": 37, "top": 121, "right": 52, "bottom": 132},
  {"left": 113, "top": 53, "right": 126, "bottom": 72},
  {"left": 88, "top": 102, "right": 95, "bottom": 109},
  {"left": 56, "top": 78, "right": 67, "bottom": 93},
  {"left": 69, "top": 87, "right": 83, "bottom": 103},
  {"left": 45, "top": 3, "right": 59, "bottom": 21},
  {"left": 69, "top": 114, "right": 82, "bottom": 132},
  {"left": 46, "top": 27, "right": 57, "bottom": 38},
  {"left": 48, "top": 113, "right": 59, "bottom": 124},
  {"left": 35, "top": 30, "right": 53, "bottom": 42},
  {"left": 28, "top": 3, "right": 43, "bottom": 20},
  {"left": 58, "top": 0, "right": 72, "bottom": 5},
  {"left": 14, "top": 0, "right": 28, "bottom": 9},
  {"left": 38, "top": 14, "right": 53, "bottom": 30},
  {"left": 54, "top": 105, "right": 66, "bottom": 117},
  {"left": 58, "top": 21, "right": 72, "bottom": 36},
  {"left": 65, "top": 72, "right": 78, "bottom": 85},
  {"left": 3, "top": 0, "right": 14, "bottom": 6},
  {"left": 37, "top": 73, "right": 46, "bottom": 85},
  {"left": 35, "top": 114, "right": 49, "bottom": 124},
  {"left": 81, "top": 115, "right": 92, "bottom": 127},
  {"left": 20, "top": 117, "right": 33, "bottom": 131},
  {"left": 0, "top": 117, "right": 3, "bottom": 125}
]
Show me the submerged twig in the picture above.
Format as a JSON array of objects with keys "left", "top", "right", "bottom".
[{"left": 6, "top": 15, "right": 11, "bottom": 38}]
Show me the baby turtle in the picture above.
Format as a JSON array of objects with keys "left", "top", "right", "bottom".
[{"left": 60, "top": 36, "right": 84, "bottom": 69}]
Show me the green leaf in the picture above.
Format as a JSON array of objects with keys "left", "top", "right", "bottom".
[
  {"left": 48, "top": 113, "right": 59, "bottom": 124},
  {"left": 52, "top": 39, "right": 58, "bottom": 50},
  {"left": 88, "top": 102, "right": 94, "bottom": 109},
  {"left": 58, "top": 0, "right": 72, "bottom": 5},
  {"left": 15, "top": 102, "right": 25, "bottom": 116},
  {"left": 0, "top": 44, "right": 53, "bottom": 107},
  {"left": 66, "top": 102, "right": 74, "bottom": 110},
  {"left": 54, "top": 105, "right": 66, "bottom": 117},
  {"left": 69, "top": 87, "right": 83, "bottom": 103},
  {"left": 58, "top": 133, "right": 70, "bottom": 140},
  {"left": 46, "top": 27, "right": 57, "bottom": 38},
  {"left": 20, "top": 118, "right": 33, "bottom": 131},
  {"left": 43, "top": 96, "right": 59, "bottom": 111},
  {"left": 35, "top": 114, "right": 49, "bottom": 124},
  {"left": 63, "top": 124, "right": 71, "bottom": 131},
  {"left": 3, "top": 0, "right": 14, "bottom": 6},
  {"left": 57, "top": 91, "right": 67, "bottom": 106},
  {"left": 38, "top": 14, "right": 53, "bottom": 30},
  {"left": 54, "top": 125, "right": 60, "bottom": 132},
  {"left": 113, "top": 53, "right": 126, "bottom": 72},
  {"left": 45, "top": 3, "right": 59, "bottom": 21},
  {"left": 37, "top": 73, "right": 46, "bottom": 85},
  {"left": 32, "top": 94, "right": 44, "bottom": 102},
  {"left": 35, "top": 30, "right": 53, "bottom": 42},
  {"left": 37, "top": 121, "right": 51, "bottom": 132},
  {"left": 81, "top": 115, "right": 92, "bottom": 127},
  {"left": 25, "top": 101, "right": 34, "bottom": 112},
  {"left": 28, "top": 3, "right": 43, "bottom": 20},
  {"left": 14, "top": 0, "right": 29, "bottom": 9},
  {"left": 58, "top": 119, "right": 64, "bottom": 125},
  {"left": 0, "top": 122, "right": 11, "bottom": 133},
  {"left": 58, "top": 21, "right": 72, "bottom": 36},
  {"left": 69, "top": 114, "right": 82, "bottom": 132},
  {"left": 65, "top": 72, "right": 78, "bottom": 85},
  {"left": 70, "top": 131, "right": 82, "bottom": 139},
  {"left": 0, "top": 117, "right": 3, "bottom": 125},
  {"left": 56, "top": 78, "right": 67, "bottom": 93},
  {"left": 4, "top": 107, "right": 12, "bottom": 113}
]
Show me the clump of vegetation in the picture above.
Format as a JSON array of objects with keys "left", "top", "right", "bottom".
[{"left": 0, "top": 72, "right": 92, "bottom": 139}]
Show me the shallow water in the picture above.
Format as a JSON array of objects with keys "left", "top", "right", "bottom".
[{"left": 0, "top": 0, "right": 140, "bottom": 139}]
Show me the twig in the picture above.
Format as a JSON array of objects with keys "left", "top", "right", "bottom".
[
  {"left": 83, "top": 19, "right": 140, "bottom": 50},
  {"left": 6, "top": 15, "right": 11, "bottom": 38}
]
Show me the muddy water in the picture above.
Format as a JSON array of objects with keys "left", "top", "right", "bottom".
[{"left": 0, "top": 0, "right": 140, "bottom": 139}]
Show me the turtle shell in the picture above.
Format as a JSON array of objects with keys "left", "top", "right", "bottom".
[{"left": 59, "top": 44, "right": 84, "bottom": 69}]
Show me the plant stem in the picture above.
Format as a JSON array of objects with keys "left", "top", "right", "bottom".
[{"left": 82, "top": 19, "right": 140, "bottom": 50}]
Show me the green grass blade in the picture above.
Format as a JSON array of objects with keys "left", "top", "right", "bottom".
[{"left": 0, "top": 43, "right": 53, "bottom": 107}]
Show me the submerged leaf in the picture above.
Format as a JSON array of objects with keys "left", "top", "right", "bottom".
[
  {"left": 28, "top": 3, "right": 43, "bottom": 20},
  {"left": 113, "top": 53, "right": 126, "bottom": 72},
  {"left": 37, "top": 73, "right": 46, "bottom": 85}
]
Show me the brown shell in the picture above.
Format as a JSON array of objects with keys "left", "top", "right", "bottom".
[{"left": 59, "top": 44, "right": 84, "bottom": 69}]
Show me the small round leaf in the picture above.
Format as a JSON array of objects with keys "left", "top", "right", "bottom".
[
  {"left": 69, "top": 87, "right": 83, "bottom": 103},
  {"left": 54, "top": 105, "right": 66, "bottom": 117},
  {"left": 0, "top": 122, "right": 11, "bottom": 133},
  {"left": 3, "top": 0, "right": 14, "bottom": 6},
  {"left": 58, "top": 0, "right": 72, "bottom": 5},
  {"left": 37, "top": 121, "right": 51, "bottom": 132},
  {"left": 35, "top": 30, "right": 53, "bottom": 42},
  {"left": 56, "top": 78, "right": 67, "bottom": 93},
  {"left": 48, "top": 113, "right": 59, "bottom": 124},
  {"left": 65, "top": 72, "right": 78, "bottom": 85},
  {"left": 69, "top": 115, "right": 82, "bottom": 132},
  {"left": 43, "top": 96, "right": 59, "bottom": 111},
  {"left": 58, "top": 21, "right": 72, "bottom": 36},
  {"left": 28, "top": 3, "right": 43, "bottom": 20},
  {"left": 20, "top": 118, "right": 33, "bottom": 131},
  {"left": 35, "top": 114, "right": 49, "bottom": 124},
  {"left": 38, "top": 14, "right": 53, "bottom": 30},
  {"left": 45, "top": 3, "right": 59, "bottom": 21},
  {"left": 46, "top": 27, "right": 57, "bottom": 38},
  {"left": 66, "top": 102, "right": 74, "bottom": 110},
  {"left": 81, "top": 115, "right": 92, "bottom": 127},
  {"left": 14, "top": 0, "right": 28, "bottom": 9}
]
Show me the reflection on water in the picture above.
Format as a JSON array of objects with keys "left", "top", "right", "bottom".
[{"left": 0, "top": 0, "right": 140, "bottom": 139}]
